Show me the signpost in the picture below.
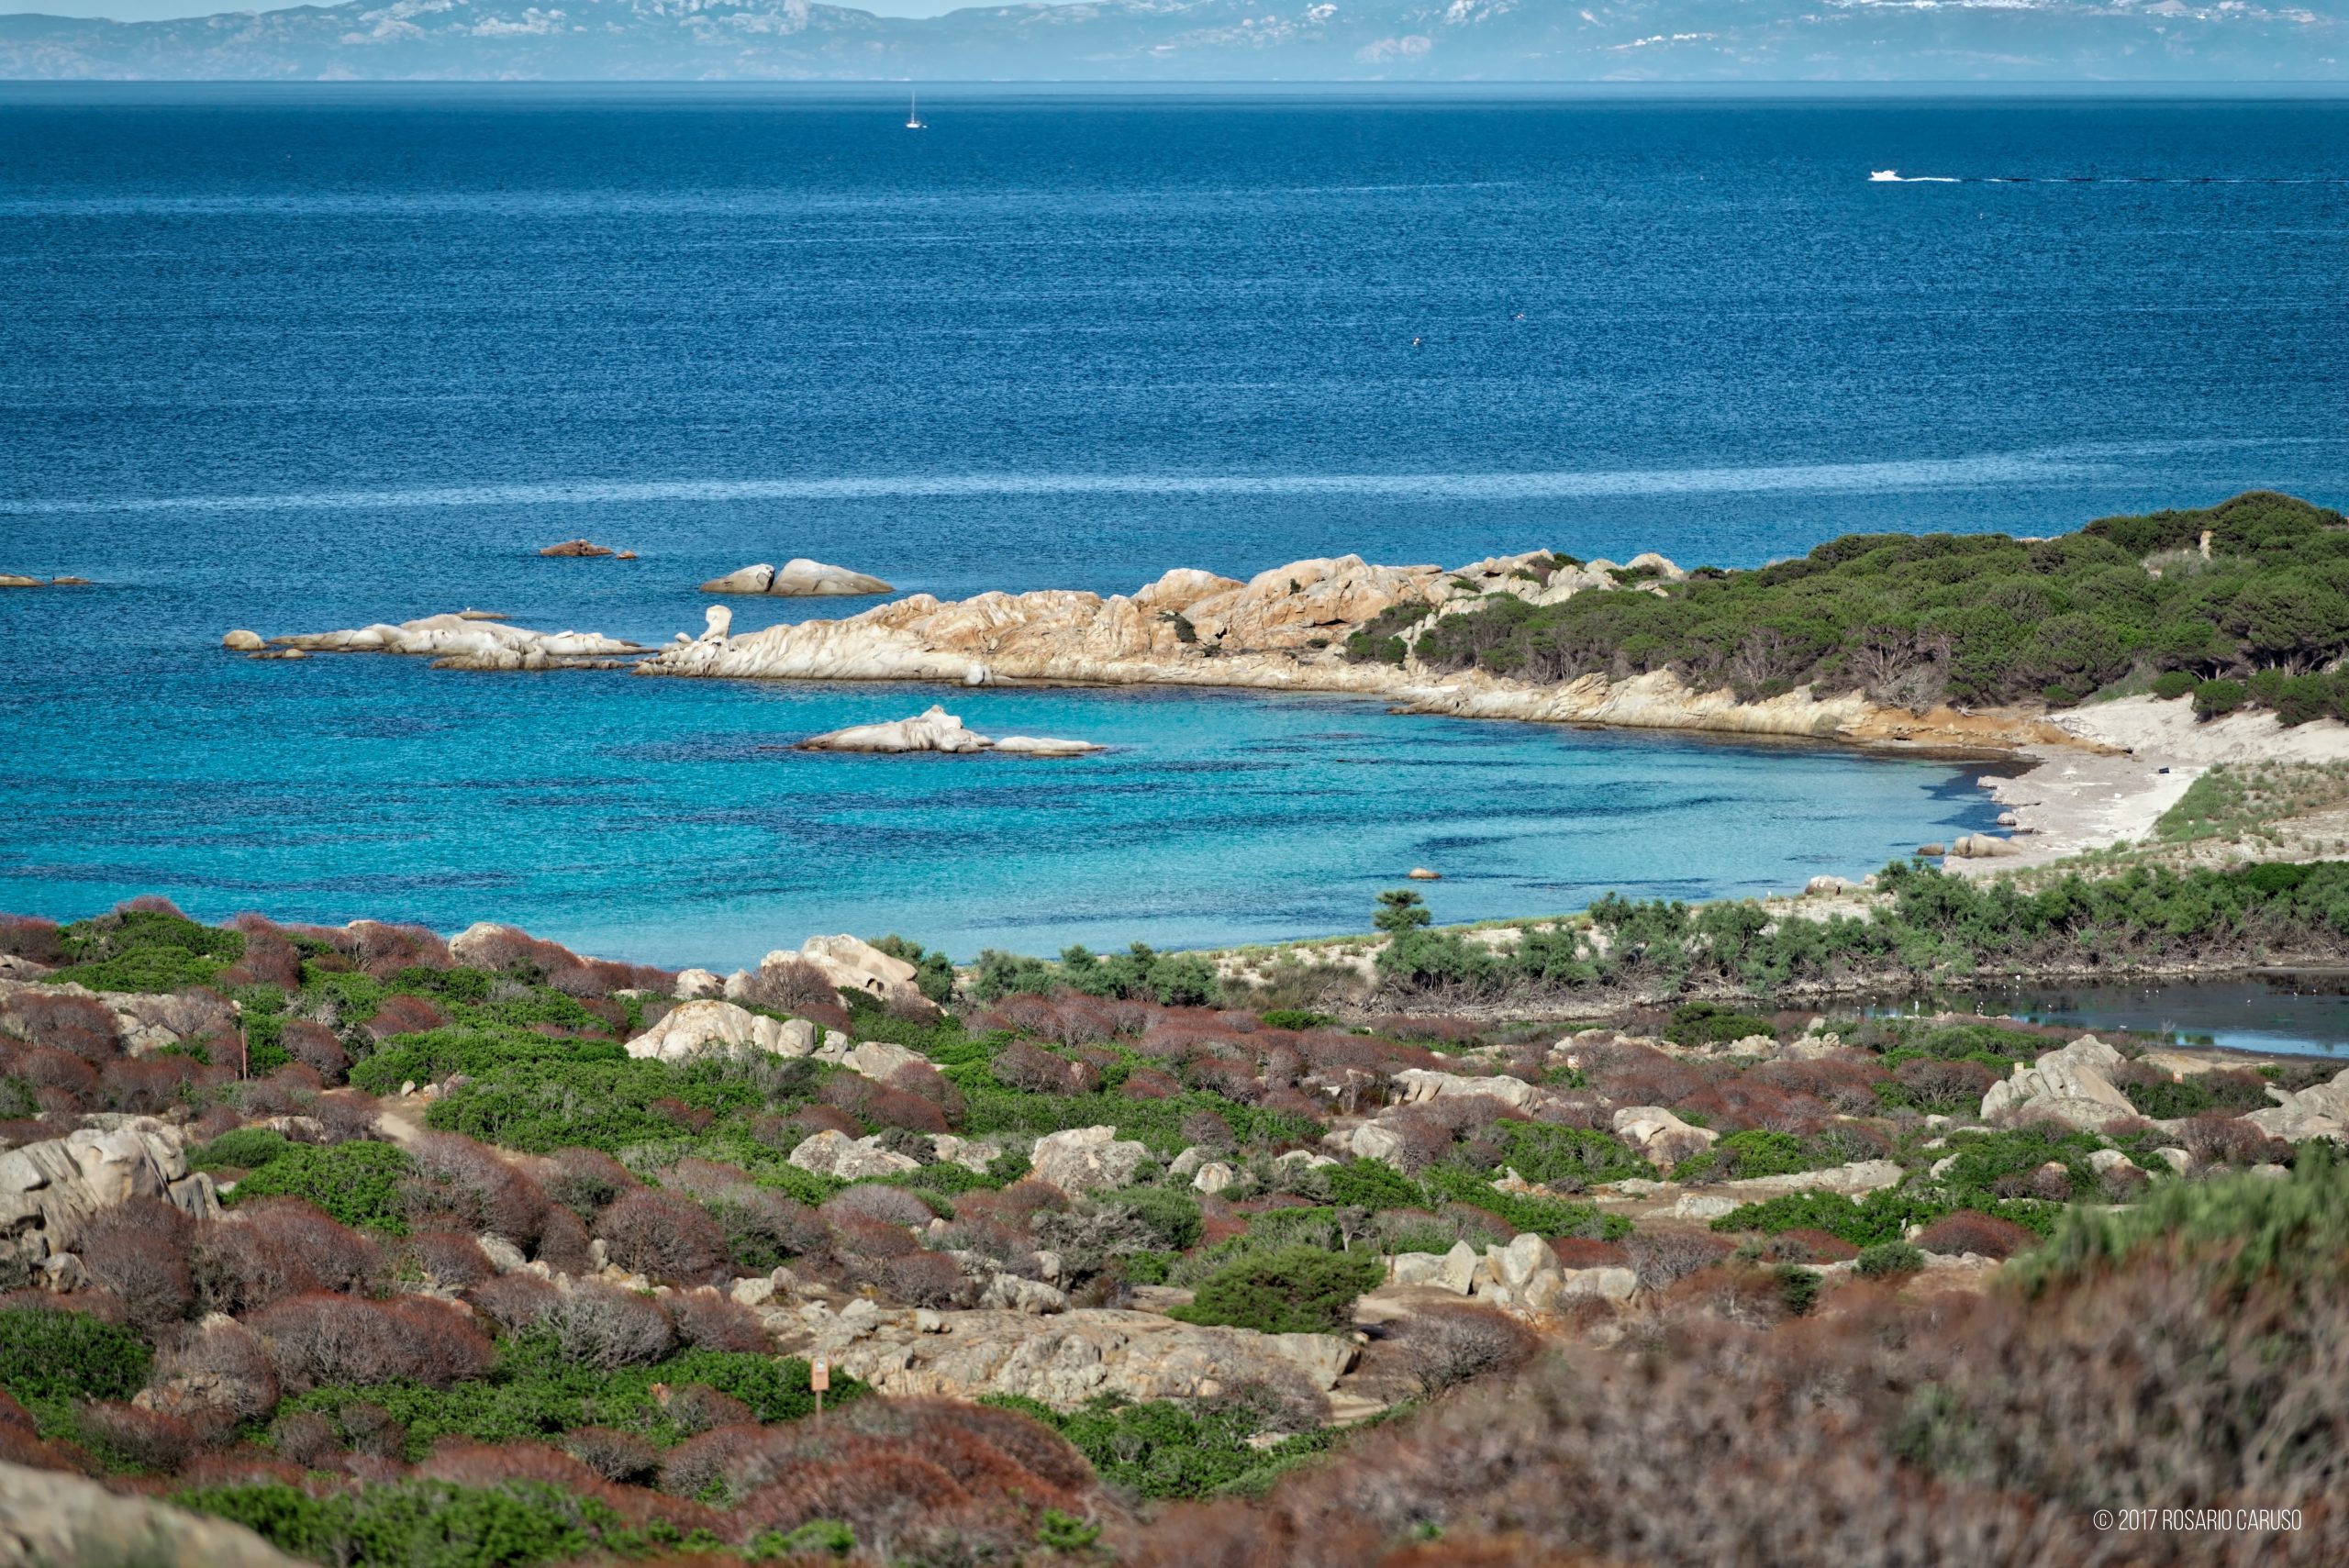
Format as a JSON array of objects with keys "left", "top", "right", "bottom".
[{"left": 810, "top": 1357, "right": 829, "bottom": 1429}]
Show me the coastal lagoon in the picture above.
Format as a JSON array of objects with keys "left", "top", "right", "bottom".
[{"left": 5, "top": 89, "right": 2344, "bottom": 961}]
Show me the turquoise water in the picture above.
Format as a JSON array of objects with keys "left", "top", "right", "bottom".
[
  {"left": 0, "top": 616, "right": 1998, "bottom": 965},
  {"left": 6, "top": 90, "right": 2343, "bottom": 963}
]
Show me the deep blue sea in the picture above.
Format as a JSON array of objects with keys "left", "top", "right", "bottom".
[{"left": 3, "top": 88, "right": 2344, "bottom": 966}]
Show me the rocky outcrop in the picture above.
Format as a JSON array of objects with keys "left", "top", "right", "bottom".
[
  {"left": 221, "top": 628, "right": 265, "bottom": 651},
  {"left": 2245, "top": 1066, "right": 2349, "bottom": 1143},
  {"left": 1391, "top": 1068, "right": 1543, "bottom": 1112},
  {"left": 1029, "top": 1126, "right": 1149, "bottom": 1195},
  {"left": 1980, "top": 1035, "right": 2137, "bottom": 1130},
  {"left": 1388, "top": 1234, "right": 1637, "bottom": 1313},
  {"left": 0, "top": 1118, "right": 218, "bottom": 1273},
  {"left": 0, "top": 979, "right": 237, "bottom": 1059},
  {"left": 1947, "top": 833, "right": 2022, "bottom": 860},
  {"left": 1611, "top": 1106, "right": 1720, "bottom": 1169},
  {"left": 796, "top": 705, "right": 1099, "bottom": 757},
  {"left": 623, "top": 999, "right": 818, "bottom": 1062},
  {"left": 0, "top": 1459, "right": 306, "bottom": 1567},
  {"left": 786, "top": 1129, "right": 922, "bottom": 1180},
  {"left": 700, "top": 559, "right": 894, "bottom": 596},
  {"left": 540, "top": 539, "right": 629, "bottom": 558},
  {"left": 822, "top": 1307, "right": 1356, "bottom": 1407},
  {"left": 270, "top": 613, "right": 647, "bottom": 671},
  {"left": 794, "top": 934, "right": 921, "bottom": 1003}
]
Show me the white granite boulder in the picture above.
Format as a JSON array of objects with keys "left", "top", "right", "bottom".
[
  {"left": 624, "top": 1000, "right": 817, "bottom": 1062},
  {"left": 1030, "top": 1126, "right": 1150, "bottom": 1195}
]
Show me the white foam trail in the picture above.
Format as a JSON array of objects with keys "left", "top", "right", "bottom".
[{"left": 0, "top": 440, "right": 2303, "bottom": 518}]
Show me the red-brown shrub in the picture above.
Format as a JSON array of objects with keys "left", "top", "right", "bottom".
[
  {"left": 821, "top": 1184, "right": 935, "bottom": 1231},
  {"left": 154, "top": 1319, "right": 281, "bottom": 1420},
  {"left": 343, "top": 921, "right": 453, "bottom": 978},
  {"left": 248, "top": 1294, "right": 490, "bottom": 1392},
  {"left": 648, "top": 1096, "right": 715, "bottom": 1133},
  {"left": 1386, "top": 1304, "right": 1541, "bottom": 1396},
  {"left": 362, "top": 993, "right": 448, "bottom": 1041},
  {"left": 1625, "top": 1229, "right": 1734, "bottom": 1291},
  {"left": 738, "top": 957, "right": 841, "bottom": 1016},
  {"left": 665, "top": 1384, "right": 753, "bottom": 1437},
  {"left": 0, "top": 992, "right": 119, "bottom": 1059},
  {"left": 102, "top": 1056, "right": 193, "bottom": 1115},
  {"left": 785, "top": 1104, "right": 862, "bottom": 1140},
  {"left": 2178, "top": 1111, "right": 2290, "bottom": 1168},
  {"left": 1763, "top": 1229, "right": 1860, "bottom": 1264},
  {"left": 1914, "top": 1210, "right": 2038, "bottom": 1261},
  {"left": 469, "top": 1272, "right": 561, "bottom": 1334},
  {"left": 1122, "top": 1066, "right": 1184, "bottom": 1099},
  {"left": 827, "top": 1213, "right": 919, "bottom": 1261},
  {"left": 403, "top": 1229, "right": 494, "bottom": 1287},
  {"left": 13, "top": 1048, "right": 99, "bottom": 1106},
  {"left": 543, "top": 1146, "right": 635, "bottom": 1216},
  {"left": 991, "top": 1040, "right": 1085, "bottom": 1095},
  {"left": 0, "top": 915, "right": 64, "bottom": 966},
  {"left": 823, "top": 1073, "right": 951, "bottom": 1135},
  {"left": 535, "top": 1205, "right": 594, "bottom": 1274},
  {"left": 79, "top": 1402, "right": 199, "bottom": 1473},
  {"left": 1548, "top": 1236, "right": 1631, "bottom": 1270},
  {"left": 665, "top": 1288, "right": 769, "bottom": 1353},
  {"left": 193, "top": 1197, "right": 381, "bottom": 1313},
  {"left": 565, "top": 1426, "right": 661, "bottom": 1484},
  {"left": 270, "top": 1410, "right": 341, "bottom": 1468},
  {"left": 658, "top": 1420, "right": 765, "bottom": 1498},
  {"left": 220, "top": 917, "right": 305, "bottom": 990},
  {"left": 77, "top": 1196, "right": 195, "bottom": 1329},
  {"left": 546, "top": 1279, "right": 674, "bottom": 1368},
  {"left": 310, "top": 1090, "right": 378, "bottom": 1142},
  {"left": 280, "top": 1019, "right": 351, "bottom": 1081},
  {"left": 595, "top": 1189, "right": 727, "bottom": 1283},
  {"left": 402, "top": 1133, "right": 549, "bottom": 1246},
  {"left": 864, "top": 1249, "right": 976, "bottom": 1309}
]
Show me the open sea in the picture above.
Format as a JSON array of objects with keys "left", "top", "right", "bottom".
[{"left": 3, "top": 87, "right": 2344, "bottom": 966}]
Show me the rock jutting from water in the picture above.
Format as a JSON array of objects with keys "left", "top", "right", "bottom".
[
  {"left": 263, "top": 613, "right": 649, "bottom": 671},
  {"left": 698, "top": 558, "right": 895, "bottom": 595},
  {"left": 540, "top": 539, "right": 636, "bottom": 559},
  {"left": 796, "top": 703, "right": 1101, "bottom": 756}
]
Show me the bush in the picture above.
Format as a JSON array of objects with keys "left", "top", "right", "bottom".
[
  {"left": 248, "top": 1294, "right": 492, "bottom": 1393},
  {"left": 1094, "top": 1185, "right": 1204, "bottom": 1252},
  {"left": 1856, "top": 1240, "right": 1925, "bottom": 1279},
  {"left": 1386, "top": 1304, "right": 1539, "bottom": 1396},
  {"left": 990, "top": 1393, "right": 1331, "bottom": 1501},
  {"left": 1914, "top": 1209, "right": 2041, "bottom": 1261},
  {"left": 1169, "top": 1246, "right": 1385, "bottom": 1336},
  {"left": 227, "top": 1140, "right": 413, "bottom": 1233},
  {"left": 2150, "top": 670, "right": 2199, "bottom": 700},
  {"left": 175, "top": 1479, "right": 696, "bottom": 1567},
  {"left": 594, "top": 1190, "right": 728, "bottom": 1284},
  {"left": 1663, "top": 1002, "right": 1776, "bottom": 1047},
  {"left": 188, "top": 1127, "right": 293, "bottom": 1173},
  {"left": 0, "top": 1304, "right": 151, "bottom": 1407},
  {"left": 546, "top": 1280, "right": 674, "bottom": 1369},
  {"left": 2193, "top": 677, "right": 2247, "bottom": 718}
]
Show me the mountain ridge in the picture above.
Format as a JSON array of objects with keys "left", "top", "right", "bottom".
[{"left": 0, "top": 0, "right": 2339, "bottom": 82}]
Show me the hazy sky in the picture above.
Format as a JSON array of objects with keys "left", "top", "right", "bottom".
[{"left": 17, "top": 0, "right": 974, "bottom": 17}]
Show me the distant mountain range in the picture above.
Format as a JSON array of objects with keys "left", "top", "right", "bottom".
[{"left": 0, "top": 0, "right": 2339, "bottom": 81}]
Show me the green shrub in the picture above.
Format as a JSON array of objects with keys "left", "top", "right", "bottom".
[
  {"left": 1093, "top": 1186, "right": 1204, "bottom": 1252},
  {"left": 2150, "top": 670, "right": 2199, "bottom": 700},
  {"left": 1259, "top": 1009, "right": 1336, "bottom": 1031},
  {"left": 284, "top": 1340, "right": 857, "bottom": 1459},
  {"left": 176, "top": 1480, "right": 707, "bottom": 1568},
  {"left": 1486, "top": 1122, "right": 1649, "bottom": 1185},
  {"left": 189, "top": 1128, "right": 294, "bottom": 1173},
  {"left": 1856, "top": 1240, "right": 1926, "bottom": 1278},
  {"left": 2193, "top": 678, "right": 2247, "bottom": 719},
  {"left": 226, "top": 1140, "right": 413, "bottom": 1233},
  {"left": 866, "top": 936, "right": 957, "bottom": 1004},
  {"left": 0, "top": 1306, "right": 151, "bottom": 1408},
  {"left": 2018, "top": 1143, "right": 2348, "bottom": 1292},
  {"left": 1168, "top": 1245, "right": 1385, "bottom": 1335},
  {"left": 1673, "top": 1129, "right": 1815, "bottom": 1183},
  {"left": 1774, "top": 1262, "right": 1821, "bottom": 1317},
  {"left": 1663, "top": 1002, "right": 1776, "bottom": 1047},
  {"left": 986, "top": 1394, "right": 1333, "bottom": 1500},
  {"left": 1711, "top": 1188, "right": 1951, "bottom": 1248},
  {"left": 49, "top": 907, "right": 243, "bottom": 993}
]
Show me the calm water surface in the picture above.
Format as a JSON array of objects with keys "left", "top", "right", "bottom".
[{"left": 2, "top": 89, "right": 2343, "bottom": 962}]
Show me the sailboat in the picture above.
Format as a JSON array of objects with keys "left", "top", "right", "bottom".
[{"left": 907, "top": 91, "right": 925, "bottom": 130}]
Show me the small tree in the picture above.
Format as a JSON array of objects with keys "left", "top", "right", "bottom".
[{"left": 1374, "top": 890, "right": 1432, "bottom": 934}]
